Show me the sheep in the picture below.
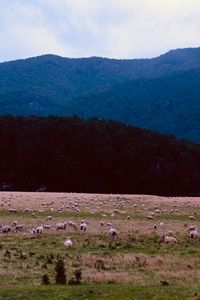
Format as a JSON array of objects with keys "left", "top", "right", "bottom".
[
  {"left": 1, "top": 225, "right": 12, "bottom": 234},
  {"left": 46, "top": 215, "right": 52, "bottom": 221},
  {"left": 162, "top": 234, "right": 177, "bottom": 244},
  {"left": 68, "top": 221, "right": 77, "bottom": 230},
  {"left": 159, "top": 222, "right": 164, "bottom": 228},
  {"left": 56, "top": 221, "right": 67, "bottom": 230},
  {"left": 188, "top": 225, "right": 196, "bottom": 231},
  {"left": 189, "top": 215, "right": 196, "bottom": 220},
  {"left": 32, "top": 225, "right": 44, "bottom": 234},
  {"left": 188, "top": 227, "right": 198, "bottom": 242},
  {"left": 15, "top": 224, "right": 24, "bottom": 231},
  {"left": 147, "top": 215, "right": 154, "bottom": 220},
  {"left": 64, "top": 237, "right": 73, "bottom": 248},
  {"left": 80, "top": 221, "right": 87, "bottom": 232},
  {"left": 189, "top": 229, "right": 198, "bottom": 242},
  {"left": 44, "top": 224, "right": 51, "bottom": 229},
  {"left": 108, "top": 225, "right": 118, "bottom": 238}
]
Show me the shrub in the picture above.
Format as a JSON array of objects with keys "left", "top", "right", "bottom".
[
  {"left": 41, "top": 274, "right": 50, "bottom": 285},
  {"left": 55, "top": 258, "right": 66, "bottom": 284}
]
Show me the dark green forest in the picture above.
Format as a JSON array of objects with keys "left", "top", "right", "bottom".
[
  {"left": 1, "top": 116, "right": 200, "bottom": 196},
  {"left": 1, "top": 47, "right": 200, "bottom": 141}
]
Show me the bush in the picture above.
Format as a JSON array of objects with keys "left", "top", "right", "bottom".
[
  {"left": 55, "top": 258, "right": 66, "bottom": 284},
  {"left": 41, "top": 274, "right": 50, "bottom": 285}
]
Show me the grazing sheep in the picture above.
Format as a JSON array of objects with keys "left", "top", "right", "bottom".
[
  {"left": 64, "top": 237, "right": 73, "bottom": 248},
  {"left": 80, "top": 221, "right": 87, "bottom": 232},
  {"left": 188, "top": 227, "right": 198, "bottom": 242},
  {"left": 68, "top": 221, "right": 77, "bottom": 230},
  {"left": 56, "top": 221, "right": 67, "bottom": 230},
  {"left": 1, "top": 225, "right": 12, "bottom": 234},
  {"left": 189, "top": 225, "right": 196, "bottom": 231},
  {"left": 162, "top": 234, "right": 177, "bottom": 244},
  {"left": 108, "top": 225, "right": 118, "bottom": 238},
  {"left": 189, "top": 230, "right": 198, "bottom": 242},
  {"left": 15, "top": 224, "right": 24, "bottom": 231},
  {"left": 147, "top": 215, "right": 154, "bottom": 220},
  {"left": 44, "top": 224, "right": 51, "bottom": 229},
  {"left": 33, "top": 225, "right": 44, "bottom": 234},
  {"left": 159, "top": 222, "right": 164, "bottom": 228}
]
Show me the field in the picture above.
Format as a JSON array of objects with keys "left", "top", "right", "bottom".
[{"left": 0, "top": 192, "right": 200, "bottom": 299}]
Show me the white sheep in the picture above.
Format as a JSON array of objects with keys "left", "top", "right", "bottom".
[
  {"left": 1, "top": 225, "right": 12, "bottom": 234},
  {"left": 15, "top": 224, "right": 24, "bottom": 231},
  {"left": 159, "top": 222, "right": 164, "bottom": 228},
  {"left": 68, "top": 221, "right": 77, "bottom": 230},
  {"left": 108, "top": 225, "right": 118, "bottom": 238},
  {"left": 56, "top": 221, "right": 67, "bottom": 230},
  {"left": 44, "top": 224, "right": 51, "bottom": 229},
  {"left": 162, "top": 234, "right": 177, "bottom": 244},
  {"left": 189, "top": 216, "right": 196, "bottom": 220},
  {"left": 64, "top": 237, "right": 73, "bottom": 248},
  {"left": 80, "top": 221, "right": 87, "bottom": 232},
  {"left": 32, "top": 225, "right": 44, "bottom": 234},
  {"left": 188, "top": 227, "right": 198, "bottom": 242}
]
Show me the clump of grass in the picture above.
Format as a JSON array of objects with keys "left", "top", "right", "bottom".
[
  {"left": 69, "top": 268, "right": 82, "bottom": 285},
  {"left": 41, "top": 274, "right": 50, "bottom": 285},
  {"left": 94, "top": 259, "right": 105, "bottom": 271},
  {"left": 135, "top": 255, "right": 148, "bottom": 268},
  {"left": 3, "top": 250, "right": 11, "bottom": 260},
  {"left": 55, "top": 258, "right": 66, "bottom": 284}
]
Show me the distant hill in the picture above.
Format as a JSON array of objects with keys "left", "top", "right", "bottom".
[
  {"left": 0, "top": 47, "right": 200, "bottom": 141},
  {"left": 67, "top": 68, "right": 200, "bottom": 141},
  {"left": 1, "top": 116, "right": 200, "bottom": 196}
]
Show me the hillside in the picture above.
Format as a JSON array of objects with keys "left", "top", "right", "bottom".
[
  {"left": 0, "top": 47, "right": 200, "bottom": 141},
  {"left": 67, "top": 68, "right": 200, "bottom": 141},
  {"left": 1, "top": 116, "right": 200, "bottom": 195}
]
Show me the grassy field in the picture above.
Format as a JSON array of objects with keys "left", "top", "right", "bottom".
[{"left": 0, "top": 192, "right": 200, "bottom": 299}]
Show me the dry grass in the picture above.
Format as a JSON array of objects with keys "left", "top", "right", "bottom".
[{"left": 0, "top": 191, "right": 200, "bottom": 288}]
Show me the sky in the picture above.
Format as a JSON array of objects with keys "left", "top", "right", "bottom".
[{"left": 0, "top": 0, "right": 200, "bottom": 62}]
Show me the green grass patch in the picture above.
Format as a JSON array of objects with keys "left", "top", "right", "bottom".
[{"left": 0, "top": 283, "right": 200, "bottom": 300}]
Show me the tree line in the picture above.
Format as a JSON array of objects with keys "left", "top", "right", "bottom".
[{"left": 0, "top": 115, "right": 200, "bottom": 196}]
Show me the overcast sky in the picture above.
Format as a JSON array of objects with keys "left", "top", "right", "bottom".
[{"left": 0, "top": 0, "right": 200, "bottom": 62}]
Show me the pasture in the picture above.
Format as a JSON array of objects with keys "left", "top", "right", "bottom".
[{"left": 0, "top": 192, "right": 200, "bottom": 299}]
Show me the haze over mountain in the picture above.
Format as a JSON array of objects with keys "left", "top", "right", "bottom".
[{"left": 0, "top": 47, "right": 200, "bottom": 141}]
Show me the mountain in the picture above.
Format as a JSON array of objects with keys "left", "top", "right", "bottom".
[
  {"left": 67, "top": 68, "right": 200, "bottom": 141},
  {"left": 0, "top": 47, "right": 200, "bottom": 141},
  {"left": 1, "top": 115, "right": 200, "bottom": 196}
]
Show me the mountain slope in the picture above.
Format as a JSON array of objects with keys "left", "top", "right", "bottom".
[
  {"left": 66, "top": 68, "right": 200, "bottom": 141},
  {"left": 0, "top": 47, "right": 200, "bottom": 140}
]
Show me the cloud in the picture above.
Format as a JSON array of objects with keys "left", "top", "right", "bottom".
[{"left": 0, "top": 0, "right": 200, "bottom": 61}]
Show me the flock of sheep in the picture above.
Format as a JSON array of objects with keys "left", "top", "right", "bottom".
[
  {"left": 0, "top": 192, "right": 200, "bottom": 249},
  {"left": 0, "top": 218, "right": 118, "bottom": 248}
]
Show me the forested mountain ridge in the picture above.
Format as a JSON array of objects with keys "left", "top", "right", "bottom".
[
  {"left": 67, "top": 68, "right": 200, "bottom": 141},
  {"left": 0, "top": 47, "right": 200, "bottom": 141},
  {"left": 1, "top": 116, "right": 200, "bottom": 196}
]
